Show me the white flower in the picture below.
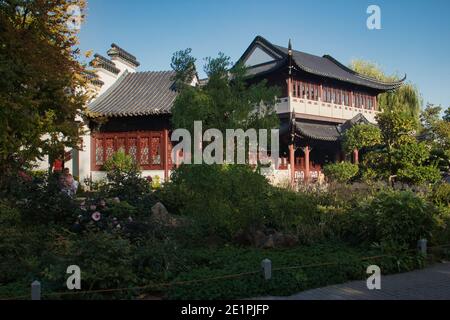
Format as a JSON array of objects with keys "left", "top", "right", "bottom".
[
  {"left": 91, "top": 211, "right": 101, "bottom": 222},
  {"left": 80, "top": 206, "right": 87, "bottom": 211},
  {"left": 113, "top": 197, "right": 121, "bottom": 203}
]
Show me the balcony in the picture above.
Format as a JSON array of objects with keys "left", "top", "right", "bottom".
[{"left": 276, "top": 97, "right": 379, "bottom": 124}]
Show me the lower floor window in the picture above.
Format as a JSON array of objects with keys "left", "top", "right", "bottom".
[{"left": 93, "top": 131, "right": 167, "bottom": 170}]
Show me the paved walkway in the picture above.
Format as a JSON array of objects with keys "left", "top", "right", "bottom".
[{"left": 260, "top": 263, "right": 450, "bottom": 300}]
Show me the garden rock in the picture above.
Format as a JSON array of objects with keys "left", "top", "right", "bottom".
[{"left": 150, "top": 202, "right": 185, "bottom": 227}]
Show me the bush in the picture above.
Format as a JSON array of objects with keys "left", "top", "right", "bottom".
[
  {"left": 102, "top": 151, "right": 155, "bottom": 206},
  {"left": 397, "top": 164, "right": 442, "bottom": 185},
  {"left": 343, "top": 190, "right": 436, "bottom": 247},
  {"left": 323, "top": 162, "right": 359, "bottom": 183},
  {"left": 10, "top": 173, "right": 79, "bottom": 226},
  {"left": 159, "top": 164, "right": 271, "bottom": 239},
  {"left": 266, "top": 188, "right": 341, "bottom": 244},
  {"left": 430, "top": 183, "right": 450, "bottom": 207}
]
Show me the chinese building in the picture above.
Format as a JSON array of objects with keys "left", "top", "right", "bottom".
[{"left": 66, "top": 36, "right": 404, "bottom": 186}]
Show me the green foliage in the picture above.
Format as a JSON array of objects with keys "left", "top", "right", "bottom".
[
  {"left": 166, "top": 243, "right": 421, "bottom": 300},
  {"left": 444, "top": 107, "right": 450, "bottom": 122},
  {"left": 396, "top": 164, "right": 441, "bottom": 185},
  {"left": 430, "top": 183, "right": 450, "bottom": 207},
  {"left": 160, "top": 164, "right": 271, "bottom": 238},
  {"left": 342, "top": 124, "right": 382, "bottom": 153},
  {"left": 10, "top": 172, "right": 79, "bottom": 225},
  {"left": 359, "top": 107, "right": 441, "bottom": 184},
  {"left": 0, "top": 0, "right": 92, "bottom": 189},
  {"left": 323, "top": 162, "right": 359, "bottom": 183},
  {"left": 170, "top": 48, "right": 196, "bottom": 87},
  {"left": 102, "top": 151, "right": 155, "bottom": 206},
  {"left": 170, "top": 50, "right": 280, "bottom": 158},
  {"left": 350, "top": 60, "right": 421, "bottom": 121},
  {"left": 377, "top": 108, "right": 418, "bottom": 148},
  {"left": 344, "top": 190, "right": 436, "bottom": 247}
]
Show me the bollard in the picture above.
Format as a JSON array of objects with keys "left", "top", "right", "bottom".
[
  {"left": 31, "top": 280, "right": 41, "bottom": 300},
  {"left": 418, "top": 239, "right": 428, "bottom": 257},
  {"left": 261, "top": 259, "right": 272, "bottom": 280}
]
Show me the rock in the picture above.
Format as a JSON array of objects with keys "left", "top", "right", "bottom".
[
  {"left": 233, "top": 230, "right": 253, "bottom": 246},
  {"left": 151, "top": 202, "right": 170, "bottom": 220},
  {"left": 253, "top": 230, "right": 267, "bottom": 248},
  {"left": 262, "top": 235, "right": 275, "bottom": 249},
  {"left": 150, "top": 202, "right": 187, "bottom": 228},
  {"left": 272, "top": 232, "right": 286, "bottom": 247},
  {"left": 283, "top": 234, "right": 298, "bottom": 247}
]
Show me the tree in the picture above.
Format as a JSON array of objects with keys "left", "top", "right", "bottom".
[
  {"left": 361, "top": 108, "right": 441, "bottom": 184},
  {"left": 342, "top": 124, "right": 382, "bottom": 154},
  {"left": 350, "top": 60, "right": 421, "bottom": 122},
  {"left": 170, "top": 50, "right": 280, "bottom": 163},
  {"left": 443, "top": 107, "right": 450, "bottom": 122},
  {"left": 0, "top": 0, "right": 92, "bottom": 190},
  {"left": 420, "top": 104, "right": 450, "bottom": 174}
]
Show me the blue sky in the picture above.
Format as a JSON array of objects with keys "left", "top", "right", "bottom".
[{"left": 78, "top": 0, "right": 450, "bottom": 108}]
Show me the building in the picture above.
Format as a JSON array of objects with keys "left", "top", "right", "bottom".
[
  {"left": 65, "top": 36, "right": 404, "bottom": 186},
  {"left": 237, "top": 36, "right": 404, "bottom": 184}
]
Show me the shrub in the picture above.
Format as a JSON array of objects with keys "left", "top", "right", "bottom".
[
  {"left": 430, "top": 183, "right": 450, "bottom": 207},
  {"left": 159, "top": 164, "right": 271, "bottom": 238},
  {"left": 397, "top": 164, "right": 442, "bottom": 185},
  {"left": 323, "top": 162, "right": 359, "bottom": 183},
  {"left": 343, "top": 190, "right": 436, "bottom": 247},
  {"left": 102, "top": 151, "right": 156, "bottom": 206},
  {"left": 11, "top": 173, "right": 79, "bottom": 226}
]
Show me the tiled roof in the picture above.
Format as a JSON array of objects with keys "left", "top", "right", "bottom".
[
  {"left": 295, "top": 121, "right": 341, "bottom": 142},
  {"left": 107, "top": 43, "right": 140, "bottom": 67},
  {"left": 88, "top": 70, "right": 178, "bottom": 117},
  {"left": 294, "top": 114, "right": 372, "bottom": 142},
  {"left": 91, "top": 54, "right": 120, "bottom": 75},
  {"left": 240, "top": 36, "right": 405, "bottom": 91}
]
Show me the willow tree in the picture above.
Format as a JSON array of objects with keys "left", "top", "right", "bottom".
[
  {"left": 350, "top": 60, "right": 421, "bottom": 123},
  {"left": 0, "top": 0, "right": 92, "bottom": 189}
]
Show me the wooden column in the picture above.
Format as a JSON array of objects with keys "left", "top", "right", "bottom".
[
  {"left": 289, "top": 143, "right": 295, "bottom": 188},
  {"left": 353, "top": 149, "right": 359, "bottom": 165},
  {"left": 163, "top": 129, "right": 169, "bottom": 182},
  {"left": 304, "top": 146, "right": 310, "bottom": 183},
  {"left": 319, "top": 84, "right": 323, "bottom": 101},
  {"left": 350, "top": 91, "right": 354, "bottom": 107}
]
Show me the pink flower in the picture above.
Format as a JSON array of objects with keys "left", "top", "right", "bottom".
[{"left": 91, "top": 211, "right": 101, "bottom": 222}]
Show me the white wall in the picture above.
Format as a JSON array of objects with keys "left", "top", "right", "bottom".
[{"left": 110, "top": 57, "right": 137, "bottom": 75}]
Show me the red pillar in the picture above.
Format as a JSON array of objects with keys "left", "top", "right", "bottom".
[
  {"left": 353, "top": 149, "right": 359, "bottom": 165},
  {"left": 289, "top": 143, "right": 295, "bottom": 188},
  {"left": 304, "top": 146, "right": 310, "bottom": 183},
  {"left": 164, "top": 129, "right": 169, "bottom": 182}
]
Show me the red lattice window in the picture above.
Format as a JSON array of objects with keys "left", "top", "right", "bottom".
[{"left": 92, "top": 131, "right": 166, "bottom": 170}]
